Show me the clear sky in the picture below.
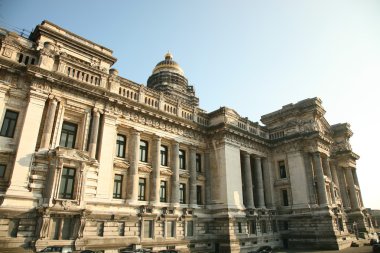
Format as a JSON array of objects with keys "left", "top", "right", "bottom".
[{"left": 1, "top": 0, "right": 379, "bottom": 209}]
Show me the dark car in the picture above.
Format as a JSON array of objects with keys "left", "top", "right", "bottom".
[
  {"left": 371, "top": 239, "right": 380, "bottom": 245},
  {"left": 38, "top": 246, "right": 73, "bottom": 253},
  {"left": 158, "top": 251, "right": 179, "bottom": 253},
  {"left": 250, "top": 246, "right": 272, "bottom": 253},
  {"left": 373, "top": 243, "right": 380, "bottom": 253}
]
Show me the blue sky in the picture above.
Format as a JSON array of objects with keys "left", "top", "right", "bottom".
[{"left": 1, "top": 0, "right": 379, "bottom": 209}]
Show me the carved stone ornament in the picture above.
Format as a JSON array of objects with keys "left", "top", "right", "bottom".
[
  {"left": 114, "top": 160, "right": 130, "bottom": 169},
  {"left": 160, "top": 167, "right": 173, "bottom": 176},
  {"left": 2, "top": 47, "right": 13, "bottom": 58}
]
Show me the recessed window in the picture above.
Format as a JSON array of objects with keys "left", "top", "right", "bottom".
[
  {"left": 196, "top": 153, "right": 202, "bottom": 172},
  {"left": 59, "top": 168, "right": 76, "bottom": 199},
  {"left": 278, "top": 160, "right": 287, "bottom": 179},
  {"left": 0, "top": 164, "right": 6, "bottom": 178},
  {"left": 167, "top": 220, "right": 175, "bottom": 237},
  {"left": 272, "top": 220, "right": 278, "bottom": 233},
  {"left": 160, "top": 145, "right": 168, "bottom": 166},
  {"left": 113, "top": 174, "right": 123, "bottom": 199},
  {"left": 196, "top": 185, "right": 202, "bottom": 205},
  {"left": 160, "top": 181, "right": 167, "bottom": 202},
  {"left": 138, "top": 178, "right": 146, "bottom": 201},
  {"left": 179, "top": 183, "right": 186, "bottom": 204},
  {"left": 8, "top": 219, "right": 19, "bottom": 238},
  {"left": 179, "top": 149, "right": 186, "bottom": 170},
  {"left": 249, "top": 220, "right": 257, "bottom": 235},
  {"left": 118, "top": 222, "right": 125, "bottom": 236},
  {"left": 186, "top": 221, "right": 194, "bottom": 237},
  {"left": 97, "top": 222, "right": 104, "bottom": 237},
  {"left": 260, "top": 220, "right": 267, "bottom": 233},
  {"left": 59, "top": 121, "right": 77, "bottom": 148},
  {"left": 140, "top": 140, "right": 148, "bottom": 162},
  {"left": 143, "top": 220, "right": 153, "bottom": 238},
  {"left": 282, "top": 189, "right": 289, "bottom": 206},
  {"left": 0, "top": 109, "right": 19, "bottom": 138},
  {"left": 238, "top": 222, "right": 242, "bottom": 233},
  {"left": 116, "top": 134, "right": 126, "bottom": 158}
]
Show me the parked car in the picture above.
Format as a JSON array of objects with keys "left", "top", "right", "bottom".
[
  {"left": 38, "top": 246, "right": 73, "bottom": 253},
  {"left": 373, "top": 243, "right": 380, "bottom": 253},
  {"left": 249, "top": 246, "right": 272, "bottom": 253},
  {"left": 120, "top": 249, "right": 151, "bottom": 253},
  {"left": 158, "top": 250, "right": 179, "bottom": 253},
  {"left": 371, "top": 239, "right": 380, "bottom": 245}
]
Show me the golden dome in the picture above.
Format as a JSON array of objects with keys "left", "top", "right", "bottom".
[{"left": 152, "top": 52, "right": 184, "bottom": 76}]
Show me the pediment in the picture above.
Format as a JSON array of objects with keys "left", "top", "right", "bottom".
[
  {"left": 160, "top": 168, "right": 173, "bottom": 176},
  {"left": 138, "top": 164, "right": 152, "bottom": 173},
  {"left": 114, "top": 160, "right": 130, "bottom": 169},
  {"left": 55, "top": 147, "right": 90, "bottom": 162}
]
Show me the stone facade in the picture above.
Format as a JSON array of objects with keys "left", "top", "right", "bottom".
[{"left": 0, "top": 20, "right": 377, "bottom": 252}]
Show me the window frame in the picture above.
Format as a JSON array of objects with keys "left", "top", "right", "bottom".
[
  {"left": 0, "top": 164, "right": 6, "bottom": 178},
  {"left": 59, "top": 121, "right": 78, "bottom": 149},
  {"left": 138, "top": 177, "right": 146, "bottom": 201},
  {"left": 116, "top": 134, "right": 126, "bottom": 158},
  {"left": 196, "top": 185, "right": 202, "bottom": 205},
  {"left": 160, "top": 180, "right": 167, "bottom": 202},
  {"left": 179, "top": 149, "right": 186, "bottom": 170},
  {"left": 113, "top": 174, "right": 123, "bottom": 199},
  {"left": 58, "top": 167, "right": 76, "bottom": 199},
  {"left": 0, "top": 109, "right": 19, "bottom": 138},
  {"left": 160, "top": 145, "right": 168, "bottom": 166},
  {"left": 186, "top": 220, "right": 194, "bottom": 237},
  {"left": 140, "top": 140, "right": 148, "bottom": 162},
  {"left": 143, "top": 220, "right": 153, "bottom": 238},
  {"left": 282, "top": 189, "right": 289, "bottom": 206},
  {"left": 278, "top": 160, "right": 287, "bottom": 179},
  {"left": 166, "top": 220, "right": 176, "bottom": 238},
  {"left": 196, "top": 153, "right": 202, "bottom": 172},
  {"left": 179, "top": 183, "right": 186, "bottom": 204}
]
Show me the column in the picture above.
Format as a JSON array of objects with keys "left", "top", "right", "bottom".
[
  {"left": 204, "top": 151, "right": 211, "bottom": 205},
  {"left": 243, "top": 152, "right": 254, "bottom": 209},
  {"left": 322, "top": 157, "right": 336, "bottom": 204},
  {"left": 150, "top": 135, "right": 161, "bottom": 205},
  {"left": 7, "top": 91, "right": 47, "bottom": 195},
  {"left": 171, "top": 141, "right": 180, "bottom": 207},
  {"left": 313, "top": 153, "right": 328, "bottom": 206},
  {"left": 262, "top": 157, "right": 274, "bottom": 208},
  {"left": 254, "top": 157, "right": 265, "bottom": 208},
  {"left": 128, "top": 130, "right": 140, "bottom": 203},
  {"left": 40, "top": 97, "right": 58, "bottom": 149},
  {"left": 189, "top": 147, "right": 197, "bottom": 207},
  {"left": 88, "top": 109, "right": 100, "bottom": 159},
  {"left": 352, "top": 168, "right": 364, "bottom": 207},
  {"left": 336, "top": 166, "right": 350, "bottom": 209},
  {"left": 344, "top": 167, "right": 359, "bottom": 210},
  {"left": 304, "top": 153, "right": 317, "bottom": 205}
]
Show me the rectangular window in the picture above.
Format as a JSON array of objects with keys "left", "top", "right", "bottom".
[
  {"left": 50, "top": 218, "right": 60, "bottom": 240},
  {"left": 138, "top": 178, "right": 146, "bottom": 201},
  {"left": 196, "top": 153, "right": 202, "bottom": 172},
  {"left": 186, "top": 221, "right": 193, "bottom": 236},
  {"left": 113, "top": 174, "right": 123, "bottom": 199},
  {"left": 59, "top": 168, "right": 76, "bottom": 199},
  {"left": 59, "top": 121, "right": 78, "bottom": 148},
  {"left": 179, "top": 149, "right": 186, "bottom": 170},
  {"left": 118, "top": 222, "right": 125, "bottom": 236},
  {"left": 0, "top": 110, "right": 18, "bottom": 138},
  {"left": 0, "top": 164, "right": 6, "bottom": 178},
  {"left": 278, "top": 160, "right": 287, "bottom": 179},
  {"left": 167, "top": 221, "right": 175, "bottom": 237},
  {"left": 61, "top": 218, "right": 73, "bottom": 240},
  {"left": 260, "top": 220, "right": 267, "bottom": 233},
  {"left": 8, "top": 219, "right": 19, "bottom": 237},
  {"left": 140, "top": 140, "right": 148, "bottom": 162},
  {"left": 196, "top": 185, "right": 202, "bottom": 205},
  {"left": 238, "top": 222, "right": 242, "bottom": 233},
  {"left": 97, "top": 222, "right": 104, "bottom": 237},
  {"left": 249, "top": 221, "right": 257, "bottom": 235},
  {"left": 272, "top": 220, "right": 278, "bottom": 233},
  {"left": 337, "top": 218, "right": 344, "bottom": 231},
  {"left": 160, "top": 181, "right": 167, "bottom": 202},
  {"left": 160, "top": 145, "right": 168, "bottom": 166},
  {"left": 116, "top": 134, "right": 126, "bottom": 158},
  {"left": 282, "top": 189, "right": 289, "bottom": 206},
  {"left": 143, "top": 220, "right": 153, "bottom": 238},
  {"left": 179, "top": 183, "right": 186, "bottom": 204}
]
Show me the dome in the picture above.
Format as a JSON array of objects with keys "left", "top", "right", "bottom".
[{"left": 152, "top": 52, "right": 184, "bottom": 76}]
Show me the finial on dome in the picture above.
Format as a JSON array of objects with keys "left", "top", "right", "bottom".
[{"left": 165, "top": 51, "right": 173, "bottom": 60}]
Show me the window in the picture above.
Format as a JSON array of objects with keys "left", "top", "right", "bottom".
[
  {"left": 238, "top": 222, "right": 242, "bottom": 233},
  {"left": 167, "top": 220, "right": 175, "bottom": 237},
  {"left": 61, "top": 218, "right": 73, "bottom": 239},
  {"left": 260, "top": 220, "right": 267, "bottom": 233},
  {"left": 278, "top": 160, "right": 287, "bottom": 179},
  {"left": 282, "top": 189, "right": 289, "bottom": 206},
  {"left": 0, "top": 164, "right": 6, "bottom": 178},
  {"left": 249, "top": 220, "right": 257, "bottom": 235},
  {"left": 0, "top": 110, "right": 19, "bottom": 138},
  {"left": 138, "top": 178, "right": 146, "bottom": 201},
  {"left": 8, "top": 219, "right": 19, "bottom": 237},
  {"left": 59, "top": 121, "right": 77, "bottom": 148},
  {"left": 143, "top": 220, "right": 153, "bottom": 238},
  {"left": 196, "top": 185, "right": 202, "bottom": 205},
  {"left": 272, "top": 220, "right": 278, "bottom": 233},
  {"left": 186, "top": 221, "right": 193, "bottom": 236},
  {"left": 179, "top": 149, "right": 186, "bottom": 169},
  {"left": 140, "top": 140, "right": 148, "bottom": 162},
  {"left": 337, "top": 218, "right": 344, "bottom": 231},
  {"left": 160, "top": 181, "right": 167, "bottom": 202},
  {"left": 118, "top": 222, "right": 125, "bottom": 236},
  {"left": 113, "top": 174, "right": 123, "bottom": 199},
  {"left": 179, "top": 183, "right": 186, "bottom": 204},
  {"left": 160, "top": 145, "right": 168, "bottom": 166},
  {"left": 196, "top": 153, "right": 202, "bottom": 172},
  {"left": 59, "top": 168, "right": 76, "bottom": 199},
  {"left": 116, "top": 134, "right": 126, "bottom": 158},
  {"left": 49, "top": 217, "right": 74, "bottom": 240},
  {"left": 97, "top": 222, "right": 104, "bottom": 237}
]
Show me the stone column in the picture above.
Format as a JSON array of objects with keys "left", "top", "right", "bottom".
[
  {"left": 336, "top": 166, "right": 350, "bottom": 209},
  {"left": 313, "top": 153, "right": 328, "bottom": 206},
  {"left": 88, "top": 109, "right": 100, "bottom": 159},
  {"left": 262, "top": 157, "right": 274, "bottom": 208},
  {"left": 189, "top": 147, "right": 197, "bottom": 207},
  {"left": 128, "top": 130, "right": 140, "bottom": 203},
  {"left": 254, "top": 157, "right": 265, "bottom": 208},
  {"left": 204, "top": 151, "right": 211, "bottom": 205},
  {"left": 40, "top": 98, "right": 58, "bottom": 149},
  {"left": 171, "top": 141, "right": 180, "bottom": 207},
  {"left": 7, "top": 91, "right": 47, "bottom": 195},
  {"left": 322, "top": 157, "right": 336, "bottom": 205},
  {"left": 243, "top": 152, "right": 255, "bottom": 209},
  {"left": 352, "top": 168, "right": 364, "bottom": 207},
  {"left": 150, "top": 135, "right": 161, "bottom": 205},
  {"left": 304, "top": 153, "right": 317, "bottom": 205},
  {"left": 344, "top": 167, "right": 359, "bottom": 210}
]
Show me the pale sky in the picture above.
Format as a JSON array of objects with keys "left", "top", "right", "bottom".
[{"left": 1, "top": 0, "right": 379, "bottom": 209}]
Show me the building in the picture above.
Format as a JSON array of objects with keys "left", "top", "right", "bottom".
[{"left": 0, "top": 20, "right": 377, "bottom": 253}]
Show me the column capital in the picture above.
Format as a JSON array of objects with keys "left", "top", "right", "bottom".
[
  {"left": 189, "top": 145, "right": 197, "bottom": 152},
  {"left": 242, "top": 151, "right": 250, "bottom": 157},
  {"left": 131, "top": 129, "right": 141, "bottom": 136},
  {"left": 153, "top": 134, "right": 161, "bottom": 141}
]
